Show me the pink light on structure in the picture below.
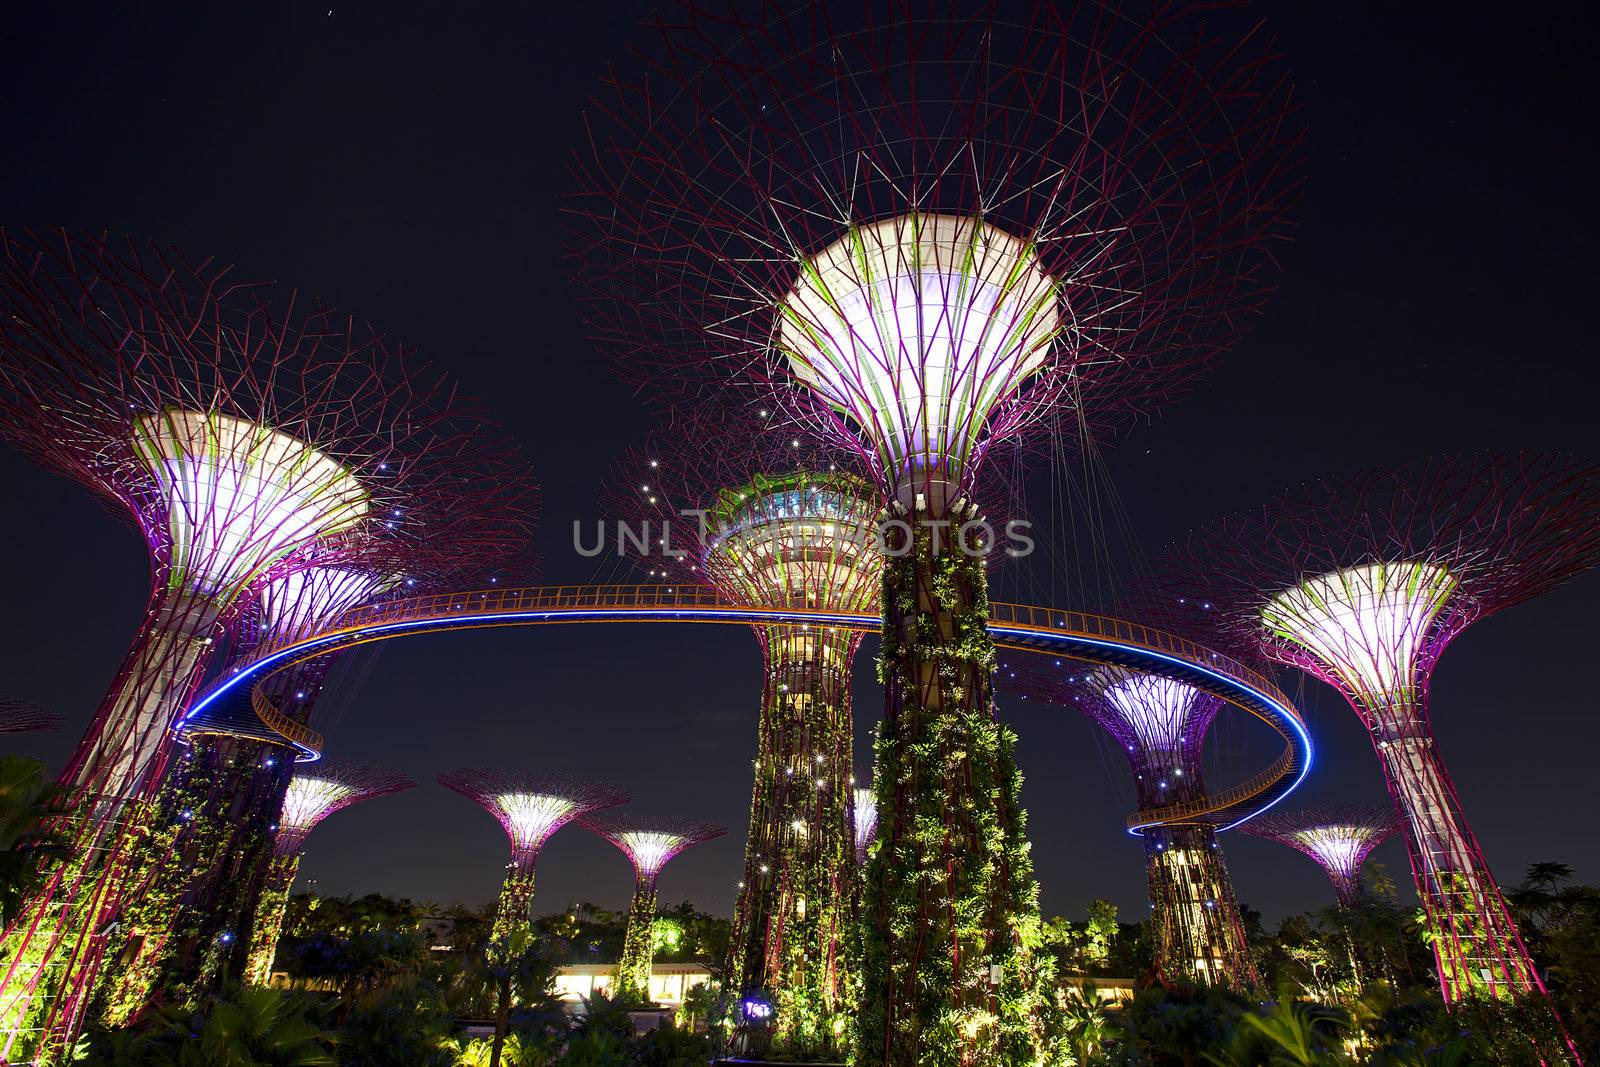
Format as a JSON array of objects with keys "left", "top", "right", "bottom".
[
  {"left": 0, "top": 228, "right": 540, "bottom": 1059},
  {"left": 1243, "top": 806, "right": 1401, "bottom": 909},
  {"left": 778, "top": 214, "right": 1061, "bottom": 482},
  {"left": 1089, "top": 666, "right": 1214, "bottom": 762},
  {"left": 1152, "top": 453, "right": 1600, "bottom": 1043},
  {"left": 273, "top": 759, "right": 414, "bottom": 857},
  {"left": 0, "top": 699, "right": 61, "bottom": 735},
  {"left": 438, "top": 770, "right": 628, "bottom": 874},
  {"left": 133, "top": 410, "right": 370, "bottom": 598},
  {"left": 583, "top": 812, "right": 726, "bottom": 881},
  {"left": 1261, "top": 563, "right": 1456, "bottom": 708},
  {"left": 256, "top": 565, "right": 397, "bottom": 646}
]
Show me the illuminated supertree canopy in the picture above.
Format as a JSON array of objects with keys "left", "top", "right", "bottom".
[
  {"left": 1007, "top": 656, "right": 1255, "bottom": 988},
  {"left": 853, "top": 788, "right": 878, "bottom": 866},
  {"left": 574, "top": 5, "right": 1297, "bottom": 1058},
  {"left": 0, "top": 228, "right": 539, "bottom": 1062},
  {"left": 1151, "top": 452, "right": 1600, "bottom": 1046},
  {"left": 0, "top": 699, "right": 60, "bottom": 735},
  {"left": 582, "top": 811, "right": 725, "bottom": 1002},
  {"left": 439, "top": 769, "right": 628, "bottom": 940},
  {"left": 1243, "top": 805, "right": 1401, "bottom": 909},
  {"left": 607, "top": 414, "right": 880, "bottom": 1049},
  {"left": 241, "top": 760, "right": 414, "bottom": 987}
]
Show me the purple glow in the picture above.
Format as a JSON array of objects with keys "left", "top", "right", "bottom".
[{"left": 132, "top": 410, "right": 369, "bottom": 596}]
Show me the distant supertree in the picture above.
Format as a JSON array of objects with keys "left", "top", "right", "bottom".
[
  {"left": 1010, "top": 659, "right": 1256, "bottom": 988},
  {"left": 608, "top": 415, "right": 879, "bottom": 1047},
  {"left": 1152, "top": 453, "right": 1599, "bottom": 1055},
  {"left": 582, "top": 812, "right": 725, "bottom": 1003},
  {"left": 1243, "top": 806, "right": 1401, "bottom": 909},
  {"left": 852, "top": 788, "right": 878, "bottom": 867},
  {"left": 0, "top": 228, "right": 537, "bottom": 1061},
  {"left": 0, "top": 700, "right": 60, "bottom": 735},
  {"left": 241, "top": 760, "right": 414, "bottom": 985},
  {"left": 439, "top": 770, "right": 628, "bottom": 941},
  {"left": 573, "top": 4, "right": 1298, "bottom": 1058}
]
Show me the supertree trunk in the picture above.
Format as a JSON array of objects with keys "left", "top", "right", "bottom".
[
  {"left": 243, "top": 854, "right": 302, "bottom": 987},
  {"left": 726, "top": 627, "right": 857, "bottom": 1052},
  {"left": 85, "top": 663, "right": 308, "bottom": 1021},
  {"left": 0, "top": 588, "right": 220, "bottom": 1061},
  {"left": 492, "top": 865, "right": 538, "bottom": 943},
  {"left": 616, "top": 873, "right": 659, "bottom": 1002},
  {"left": 858, "top": 522, "right": 1052, "bottom": 1066},
  {"left": 1365, "top": 702, "right": 1541, "bottom": 1004},
  {"left": 1142, "top": 824, "right": 1257, "bottom": 989}
]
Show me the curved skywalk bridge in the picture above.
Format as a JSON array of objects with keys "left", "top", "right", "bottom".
[{"left": 179, "top": 584, "right": 1311, "bottom": 833}]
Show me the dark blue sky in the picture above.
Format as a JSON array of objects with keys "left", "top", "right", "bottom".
[{"left": 1, "top": 2, "right": 1595, "bottom": 926}]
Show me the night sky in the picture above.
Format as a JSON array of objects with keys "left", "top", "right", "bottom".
[{"left": 2, "top": 3, "right": 1595, "bottom": 930}]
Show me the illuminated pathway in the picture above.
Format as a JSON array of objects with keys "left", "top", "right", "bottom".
[{"left": 180, "top": 584, "right": 1311, "bottom": 832}]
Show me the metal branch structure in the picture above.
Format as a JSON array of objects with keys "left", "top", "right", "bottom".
[
  {"left": 0, "top": 701, "right": 60, "bottom": 735},
  {"left": 1243, "top": 806, "right": 1400, "bottom": 910},
  {"left": 97, "top": 554, "right": 523, "bottom": 1026},
  {"left": 606, "top": 414, "right": 881, "bottom": 1051},
  {"left": 573, "top": 4, "right": 1298, "bottom": 1059},
  {"left": 1150, "top": 453, "right": 1600, "bottom": 1056},
  {"left": 0, "top": 227, "right": 539, "bottom": 1063},
  {"left": 241, "top": 760, "right": 414, "bottom": 986},
  {"left": 581, "top": 812, "right": 725, "bottom": 1003},
  {"left": 1008, "top": 658, "right": 1256, "bottom": 988},
  {"left": 438, "top": 769, "right": 628, "bottom": 941}
]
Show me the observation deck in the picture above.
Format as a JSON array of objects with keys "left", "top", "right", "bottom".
[{"left": 178, "top": 583, "right": 1310, "bottom": 832}]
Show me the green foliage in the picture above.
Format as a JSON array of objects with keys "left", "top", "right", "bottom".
[
  {"left": 858, "top": 533, "right": 1056, "bottom": 1064},
  {"left": 79, "top": 982, "right": 335, "bottom": 1066},
  {"left": 614, "top": 880, "right": 659, "bottom": 1003},
  {"left": 336, "top": 979, "right": 456, "bottom": 1066},
  {"left": 649, "top": 916, "right": 683, "bottom": 955},
  {"left": 631, "top": 1023, "right": 710, "bottom": 1066}
]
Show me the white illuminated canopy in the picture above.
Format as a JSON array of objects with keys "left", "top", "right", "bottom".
[
  {"left": 617, "top": 831, "right": 689, "bottom": 877},
  {"left": 494, "top": 792, "right": 579, "bottom": 852},
  {"left": 279, "top": 775, "right": 358, "bottom": 836},
  {"left": 1090, "top": 666, "right": 1205, "bottom": 756},
  {"left": 1262, "top": 562, "right": 1457, "bottom": 705},
  {"left": 778, "top": 213, "right": 1060, "bottom": 482},
  {"left": 1291, "top": 825, "right": 1376, "bottom": 879},
  {"left": 133, "top": 410, "right": 369, "bottom": 598}
]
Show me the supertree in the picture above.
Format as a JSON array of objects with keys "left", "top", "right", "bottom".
[
  {"left": 607, "top": 415, "right": 881, "bottom": 1050},
  {"left": 0, "top": 701, "right": 61, "bottom": 735},
  {"left": 1151, "top": 453, "right": 1600, "bottom": 1058},
  {"left": 1008, "top": 658, "right": 1257, "bottom": 988},
  {"left": 581, "top": 812, "right": 725, "bottom": 1003},
  {"left": 438, "top": 769, "right": 629, "bottom": 941},
  {"left": 0, "top": 228, "right": 538, "bottom": 1061},
  {"left": 852, "top": 788, "right": 877, "bottom": 867},
  {"left": 1243, "top": 806, "right": 1401, "bottom": 910},
  {"left": 572, "top": 4, "right": 1298, "bottom": 1058},
  {"left": 98, "top": 560, "right": 526, "bottom": 1024},
  {"left": 241, "top": 759, "right": 415, "bottom": 985}
]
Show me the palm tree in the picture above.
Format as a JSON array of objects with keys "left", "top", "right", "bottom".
[
  {"left": 80, "top": 983, "right": 335, "bottom": 1065},
  {"left": 1060, "top": 983, "right": 1109, "bottom": 1064},
  {"left": 474, "top": 926, "right": 555, "bottom": 1067},
  {"left": 1226, "top": 998, "right": 1348, "bottom": 1067}
]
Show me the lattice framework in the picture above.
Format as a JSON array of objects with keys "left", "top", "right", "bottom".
[{"left": 1151, "top": 452, "right": 1600, "bottom": 1055}]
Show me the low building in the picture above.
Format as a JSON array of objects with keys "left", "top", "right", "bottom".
[{"left": 554, "top": 962, "right": 711, "bottom": 1008}]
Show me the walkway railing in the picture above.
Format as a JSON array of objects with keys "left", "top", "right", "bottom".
[{"left": 198, "top": 583, "right": 1307, "bottom": 831}]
